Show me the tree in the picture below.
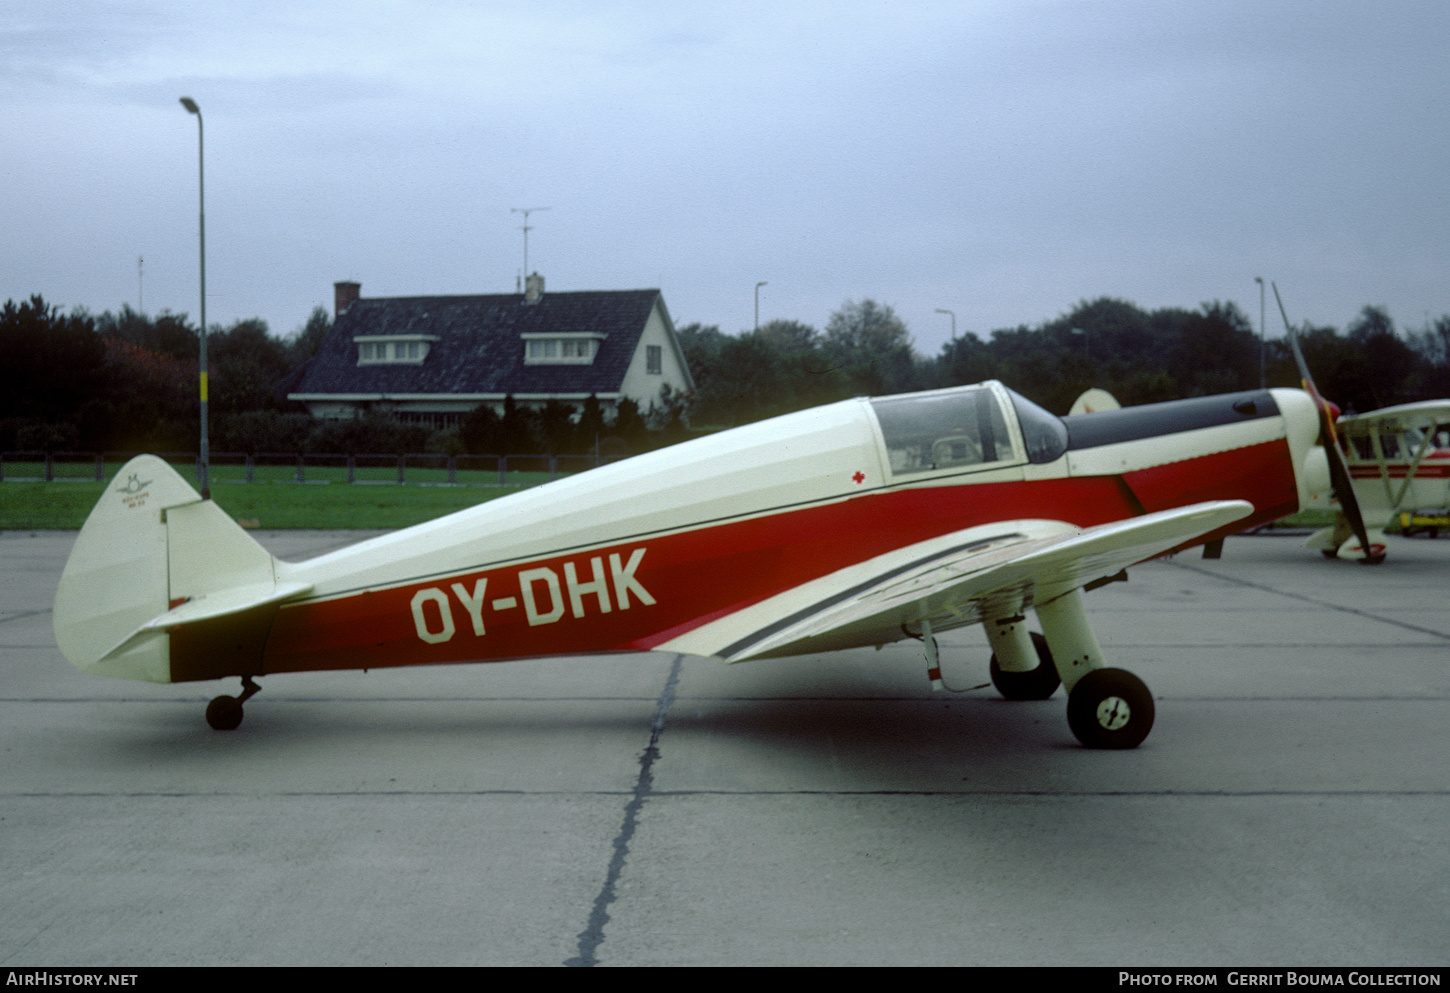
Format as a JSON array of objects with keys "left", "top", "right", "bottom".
[
  {"left": 577, "top": 394, "right": 605, "bottom": 455},
  {"left": 220, "top": 410, "right": 311, "bottom": 453},
  {"left": 613, "top": 397, "right": 648, "bottom": 450},
  {"left": 649, "top": 384, "right": 691, "bottom": 443},
  {"left": 0, "top": 296, "right": 108, "bottom": 449},
  {"left": 95, "top": 304, "right": 198, "bottom": 361},
  {"left": 822, "top": 299, "right": 917, "bottom": 395},
  {"left": 501, "top": 395, "right": 539, "bottom": 455},
  {"left": 288, "top": 306, "right": 331, "bottom": 367},
  {"left": 675, "top": 322, "right": 728, "bottom": 365},
  {"left": 1409, "top": 315, "right": 1450, "bottom": 398},
  {"left": 208, "top": 318, "right": 292, "bottom": 418},
  {"left": 937, "top": 332, "right": 995, "bottom": 388},
  {"left": 461, "top": 403, "right": 503, "bottom": 455},
  {"left": 1167, "top": 301, "right": 1258, "bottom": 397},
  {"left": 756, "top": 318, "right": 819, "bottom": 354},
  {"left": 540, "top": 399, "right": 576, "bottom": 454},
  {"left": 96, "top": 336, "right": 197, "bottom": 450},
  {"left": 1346, "top": 306, "right": 1416, "bottom": 411}
]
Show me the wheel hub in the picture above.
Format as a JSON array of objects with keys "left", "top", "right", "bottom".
[{"left": 1095, "top": 695, "right": 1130, "bottom": 730}]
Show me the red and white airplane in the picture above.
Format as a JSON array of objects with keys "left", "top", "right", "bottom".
[{"left": 54, "top": 376, "right": 1343, "bottom": 749}]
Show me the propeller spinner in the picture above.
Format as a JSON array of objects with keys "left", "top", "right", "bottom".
[{"left": 1271, "top": 283, "right": 1384, "bottom": 565}]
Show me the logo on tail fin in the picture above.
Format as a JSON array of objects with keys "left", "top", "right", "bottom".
[
  {"left": 115, "top": 473, "right": 153, "bottom": 495},
  {"left": 115, "top": 473, "right": 154, "bottom": 510}
]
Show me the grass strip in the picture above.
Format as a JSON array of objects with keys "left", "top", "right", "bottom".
[{"left": 0, "top": 481, "right": 518, "bottom": 530}]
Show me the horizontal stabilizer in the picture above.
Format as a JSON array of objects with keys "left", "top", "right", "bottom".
[{"left": 98, "top": 580, "right": 314, "bottom": 665}]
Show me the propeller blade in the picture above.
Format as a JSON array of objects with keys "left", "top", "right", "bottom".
[{"left": 1271, "top": 283, "right": 1379, "bottom": 563}]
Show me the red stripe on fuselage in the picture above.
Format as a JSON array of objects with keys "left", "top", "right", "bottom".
[
  {"left": 1121, "top": 441, "right": 1301, "bottom": 550},
  {"left": 259, "top": 438, "right": 1297, "bottom": 674}
]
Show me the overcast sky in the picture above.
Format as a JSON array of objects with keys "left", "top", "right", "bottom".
[{"left": 4, "top": 1, "right": 1447, "bottom": 356}]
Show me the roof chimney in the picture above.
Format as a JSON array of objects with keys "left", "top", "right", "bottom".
[
  {"left": 334, "top": 281, "right": 361, "bottom": 317},
  {"left": 524, "top": 272, "right": 544, "bottom": 305}
]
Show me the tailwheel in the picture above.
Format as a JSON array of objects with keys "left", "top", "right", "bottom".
[
  {"left": 1066, "top": 668, "right": 1154, "bottom": 749},
  {"left": 205, "top": 695, "right": 244, "bottom": 730},
  {"left": 990, "top": 631, "right": 1061, "bottom": 700},
  {"left": 205, "top": 675, "right": 260, "bottom": 731}
]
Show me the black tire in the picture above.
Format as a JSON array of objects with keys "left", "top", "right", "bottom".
[
  {"left": 990, "top": 631, "right": 1061, "bottom": 700},
  {"left": 1357, "top": 552, "right": 1386, "bottom": 566},
  {"left": 206, "top": 695, "right": 244, "bottom": 731},
  {"left": 1066, "top": 668, "right": 1154, "bottom": 749}
]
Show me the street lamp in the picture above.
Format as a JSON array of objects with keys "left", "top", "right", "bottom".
[
  {"left": 935, "top": 308, "right": 956, "bottom": 341},
  {"left": 1071, "top": 326, "right": 1089, "bottom": 362},
  {"left": 755, "top": 281, "right": 767, "bottom": 332},
  {"left": 1254, "top": 276, "right": 1266, "bottom": 389},
  {"left": 179, "top": 96, "right": 209, "bottom": 499}
]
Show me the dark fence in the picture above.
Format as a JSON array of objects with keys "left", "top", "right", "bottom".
[{"left": 0, "top": 451, "right": 624, "bottom": 487}]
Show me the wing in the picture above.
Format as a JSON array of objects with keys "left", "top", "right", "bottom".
[
  {"left": 660, "top": 500, "right": 1252, "bottom": 662},
  {"left": 1339, "top": 400, "right": 1450, "bottom": 428},
  {"left": 1337, "top": 400, "right": 1450, "bottom": 512}
]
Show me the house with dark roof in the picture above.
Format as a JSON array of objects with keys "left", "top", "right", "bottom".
[{"left": 287, "top": 275, "right": 695, "bottom": 428}]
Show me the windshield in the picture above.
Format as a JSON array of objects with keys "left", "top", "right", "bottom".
[{"left": 1005, "top": 388, "right": 1069, "bottom": 464}]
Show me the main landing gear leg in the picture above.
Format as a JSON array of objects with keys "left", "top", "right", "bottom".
[
  {"left": 1035, "top": 589, "right": 1154, "bottom": 749},
  {"left": 985, "top": 600, "right": 1060, "bottom": 700},
  {"left": 206, "top": 675, "right": 261, "bottom": 731}
]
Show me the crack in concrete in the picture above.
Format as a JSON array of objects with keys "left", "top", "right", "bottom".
[
  {"left": 565, "top": 653, "right": 683, "bottom": 967},
  {"left": 0, "top": 609, "right": 51, "bottom": 626},
  {"left": 1169, "top": 561, "right": 1450, "bottom": 641}
]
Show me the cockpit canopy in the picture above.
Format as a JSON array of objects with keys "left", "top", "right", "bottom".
[{"left": 868, "top": 382, "right": 1068, "bottom": 476}]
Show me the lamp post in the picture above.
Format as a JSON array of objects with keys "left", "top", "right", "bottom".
[
  {"left": 1071, "top": 326, "right": 1088, "bottom": 362},
  {"left": 755, "top": 281, "right": 767, "bottom": 332},
  {"left": 935, "top": 308, "right": 956, "bottom": 341},
  {"left": 179, "top": 96, "right": 209, "bottom": 499},
  {"left": 1255, "top": 276, "right": 1266, "bottom": 389}
]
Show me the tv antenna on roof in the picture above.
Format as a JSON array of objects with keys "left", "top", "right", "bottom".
[{"left": 510, "top": 206, "right": 551, "bottom": 281}]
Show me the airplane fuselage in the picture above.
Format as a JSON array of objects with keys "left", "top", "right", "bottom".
[{"left": 166, "top": 384, "right": 1320, "bottom": 682}]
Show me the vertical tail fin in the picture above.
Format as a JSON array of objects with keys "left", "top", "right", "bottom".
[{"left": 53, "top": 455, "right": 280, "bottom": 682}]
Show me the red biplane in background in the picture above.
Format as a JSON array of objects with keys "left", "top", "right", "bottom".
[{"left": 55, "top": 360, "right": 1346, "bottom": 750}]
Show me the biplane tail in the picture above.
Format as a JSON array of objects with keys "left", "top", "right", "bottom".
[{"left": 53, "top": 455, "right": 310, "bottom": 683}]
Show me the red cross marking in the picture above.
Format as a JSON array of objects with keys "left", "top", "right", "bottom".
[{"left": 852, "top": 471, "right": 865, "bottom": 484}]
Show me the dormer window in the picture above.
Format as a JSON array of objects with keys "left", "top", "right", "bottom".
[
  {"left": 355, "top": 335, "right": 437, "bottom": 365},
  {"left": 522, "top": 332, "right": 606, "bottom": 365}
]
